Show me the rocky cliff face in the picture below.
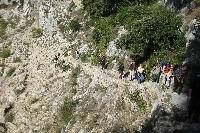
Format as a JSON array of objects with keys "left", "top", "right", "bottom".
[{"left": 0, "top": 0, "right": 197, "bottom": 133}]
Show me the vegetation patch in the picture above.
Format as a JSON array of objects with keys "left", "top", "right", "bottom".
[
  {"left": 25, "top": 18, "right": 35, "bottom": 27},
  {"left": 94, "top": 84, "right": 108, "bottom": 93},
  {"left": 18, "top": 0, "right": 24, "bottom": 9},
  {"left": 82, "top": 0, "right": 186, "bottom": 71},
  {"left": 13, "top": 57, "right": 22, "bottom": 63},
  {"left": 58, "top": 23, "right": 67, "bottom": 34},
  {"left": 8, "top": 15, "right": 20, "bottom": 29},
  {"left": 82, "top": 0, "right": 156, "bottom": 17},
  {"left": 69, "top": 19, "right": 81, "bottom": 32},
  {"left": 0, "top": 4, "right": 9, "bottom": 9},
  {"left": 129, "top": 91, "right": 147, "bottom": 113},
  {"left": 68, "top": 1, "right": 76, "bottom": 12},
  {"left": 60, "top": 98, "right": 79, "bottom": 124},
  {"left": 31, "top": 98, "right": 40, "bottom": 104},
  {"left": 5, "top": 112, "right": 15, "bottom": 122},
  {"left": 0, "top": 16, "right": 8, "bottom": 38},
  {"left": 14, "top": 88, "right": 25, "bottom": 96},
  {"left": 32, "top": 27, "right": 43, "bottom": 38},
  {"left": 194, "top": 0, "right": 200, "bottom": 5},
  {"left": 80, "top": 52, "right": 90, "bottom": 63},
  {"left": 61, "top": 64, "right": 70, "bottom": 72},
  {"left": 0, "top": 45, "right": 11, "bottom": 59},
  {"left": 117, "top": 5, "right": 185, "bottom": 61},
  {"left": 116, "top": 98, "right": 126, "bottom": 111},
  {"left": 69, "top": 66, "right": 81, "bottom": 86},
  {"left": 6, "top": 67, "right": 16, "bottom": 77}
]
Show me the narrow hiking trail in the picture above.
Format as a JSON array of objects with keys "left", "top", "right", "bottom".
[{"left": 65, "top": 55, "right": 141, "bottom": 89}]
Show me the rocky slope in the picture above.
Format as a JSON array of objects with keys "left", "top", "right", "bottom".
[{"left": 0, "top": 0, "right": 199, "bottom": 133}]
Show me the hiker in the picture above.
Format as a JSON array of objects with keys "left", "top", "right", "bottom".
[
  {"left": 129, "top": 61, "right": 136, "bottom": 81},
  {"left": 53, "top": 55, "right": 59, "bottom": 63},
  {"left": 151, "top": 63, "right": 161, "bottom": 83},
  {"left": 173, "top": 64, "right": 188, "bottom": 93},
  {"left": 100, "top": 56, "right": 107, "bottom": 70},
  {"left": 130, "top": 68, "right": 137, "bottom": 81},
  {"left": 118, "top": 62, "right": 124, "bottom": 79},
  {"left": 137, "top": 64, "right": 145, "bottom": 83},
  {"left": 75, "top": 50, "right": 80, "bottom": 60},
  {"left": 53, "top": 53, "right": 61, "bottom": 68},
  {"left": 162, "top": 64, "right": 171, "bottom": 85},
  {"left": 166, "top": 65, "right": 173, "bottom": 87},
  {"left": 186, "top": 70, "right": 200, "bottom": 123},
  {"left": 173, "top": 66, "right": 183, "bottom": 93}
]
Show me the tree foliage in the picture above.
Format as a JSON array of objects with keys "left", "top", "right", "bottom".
[
  {"left": 82, "top": 0, "right": 186, "bottom": 68},
  {"left": 117, "top": 5, "right": 186, "bottom": 60},
  {"left": 82, "top": 0, "right": 156, "bottom": 17}
]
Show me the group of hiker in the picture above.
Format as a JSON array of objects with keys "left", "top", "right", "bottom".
[
  {"left": 114, "top": 58, "right": 190, "bottom": 91},
  {"left": 150, "top": 59, "right": 190, "bottom": 94},
  {"left": 115, "top": 59, "right": 174, "bottom": 85},
  {"left": 117, "top": 61, "right": 145, "bottom": 84},
  {"left": 117, "top": 58, "right": 200, "bottom": 123},
  {"left": 116, "top": 58, "right": 200, "bottom": 123}
]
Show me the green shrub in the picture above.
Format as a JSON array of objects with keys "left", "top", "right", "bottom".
[
  {"left": 90, "top": 51, "right": 101, "bottom": 66},
  {"left": 92, "top": 17, "right": 116, "bottom": 44},
  {"left": 68, "top": 1, "right": 76, "bottom": 12},
  {"left": 115, "top": 5, "right": 151, "bottom": 27},
  {"left": 129, "top": 91, "right": 147, "bottom": 113},
  {"left": 82, "top": 0, "right": 186, "bottom": 71},
  {"left": 94, "top": 84, "right": 108, "bottom": 93},
  {"left": 32, "top": 27, "right": 43, "bottom": 38},
  {"left": 14, "top": 57, "right": 22, "bottom": 63},
  {"left": 19, "top": 0, "right": 24, "bottom": 9},
  {"left": 60, "top": 98, "right": 79, "bottom": 124},
  {"left": 25, "top": 18, "right": 35, "bottom": 27},
  {"left": 82, "top": 0, "right": 120, "bottom": 17},
  {"left": 0, "top": 47, "right": 11, "bottom": 58},
  {"left": 6, "top": 67, "right": 16, "bottom": 77},
  {"left": 80, "top": 53, "right": 90, "bottom": 63},
  {"left": 82, "top": 0, "right": 156, "bottom": 17},
  {"left": 117, "top": 5, "right": 185, "bottom": 60},
  {"left": 14, "top": 88, "right": 25, "bottom": 96},
  {"left": 62, "top": 64, "right": 70, "bottom": 72},
  {"left": 5, "top": 112, "right": 15, "bottom": 122},
  {"left": 69, "top": 19, "right": 81, "bottom": 32},
  {"left": 58, "top": 23, "right": 67, "bottom": 34},
  {"left": 0, "top": 4, "right": 8, "bottom": 9},
  {"left": 69, "top": 66, "right": 81, "bottom": 86},
  {"left": 194, "top": 0, "right": 200, "bottom": 5},
  {"left": 0, "top": 43, "right": 11, "bottom": 59},
  {"left": 0, "top": 17, "right": 8, "bottom": 38}
]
